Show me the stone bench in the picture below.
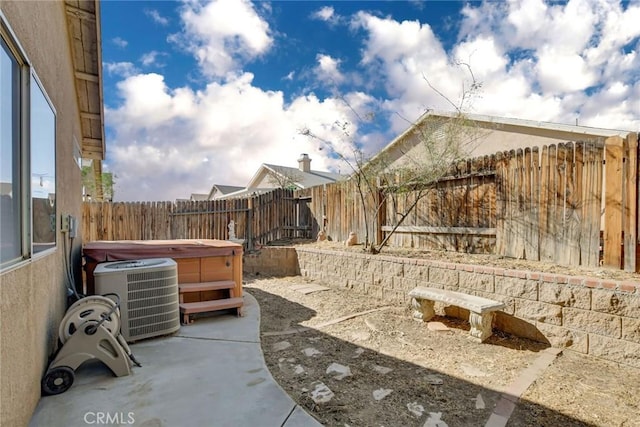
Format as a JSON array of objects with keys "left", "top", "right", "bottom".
[{"left": 408, "top": 287, "right": 505, "bottom": 343}]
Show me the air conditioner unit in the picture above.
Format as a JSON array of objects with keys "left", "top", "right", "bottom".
[{"left": 94, "top": 258, "right": 180, "bottom": 342}]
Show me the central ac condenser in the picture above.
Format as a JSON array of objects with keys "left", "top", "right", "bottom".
[{"left": 94, "top": 258, "right": 180, "bottom": 342}]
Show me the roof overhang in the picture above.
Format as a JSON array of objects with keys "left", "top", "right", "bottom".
[{"left": 64, "top": 0, "right": 105, "bottom": 161}]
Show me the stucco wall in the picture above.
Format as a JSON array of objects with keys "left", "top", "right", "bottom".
[
  {"left": 0, "top": 2, "right": 85, "bottom": 425},
  {"left": 296, "top": 247, "right": 640, "bottom": 368},
  {"left": 388, "top": 119, "right": 608, "bottom": 172}
]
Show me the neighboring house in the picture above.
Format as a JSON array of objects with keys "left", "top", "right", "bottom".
[
  {"left": 0, "top": 1, "right": 105, "bottom": 425},
  {"left": 207, "top": 184, "right": 244, "bottom": 200},
  {"left": 374, "top": 110, "right": 634, "bottom": 171},
  {"left": 189, "top": 193, "right": 209, "bottom": 201},
  {"left": 214, "top": 154, "right": 345, "bottom": 199}
]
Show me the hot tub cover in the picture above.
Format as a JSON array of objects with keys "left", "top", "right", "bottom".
[{"left": 83, "top": 239, "right": 242, "bottom": 262}]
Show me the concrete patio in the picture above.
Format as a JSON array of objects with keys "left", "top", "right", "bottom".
[{"left": 29, "top": 293, "right": 322, "bottom": 427}]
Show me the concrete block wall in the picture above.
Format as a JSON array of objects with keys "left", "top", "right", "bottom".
[
  {"left": 296, "top": 247, "right": 640, "bottom": 368},
  {"left": 243, "top": 247, "right": 300, "bottom": 277}
]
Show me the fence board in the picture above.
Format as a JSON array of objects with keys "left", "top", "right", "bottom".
[
  {"left": 624, "top": 133, "right": 638, "bottom": 271},
  {"left": 604, "top": 136, "right": 624, "bottom": 268}
]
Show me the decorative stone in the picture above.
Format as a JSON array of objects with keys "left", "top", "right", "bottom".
[
  {"left": 425, "top": 375, "right": 443, "bottom": 385},
  {"left": 272, "top": 341, "right": 291, "bottom": 351},
  {"left": 372, "top": 388, "right": 393, "bottom": 401},
  {"left": 407, "top": 402, "right": 424, "bottom": 417},
  {"left": 302, "top": 347, "right": 322, "bottom": 357},
  {"left": 326, "top": 363, "right": 352, "bottom": 380},
  {"left": 427, "top": 322, "right": 450, "bottom": 332},
  {"left": 372, "top": 365, "right": 392, "bottom": 375},
  {"left": 475, "top": 393, "right": 485, "bottom": 409},
  {"left": 424, "top": 412, "right": 448, "bottom": 427},
  {"left": 310, "top": 381, "right": 334, "bottom": 404}
]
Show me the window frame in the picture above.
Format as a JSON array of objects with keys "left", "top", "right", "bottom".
[{"left": 0, "top": 10, "right": 58, "bottom": 271}]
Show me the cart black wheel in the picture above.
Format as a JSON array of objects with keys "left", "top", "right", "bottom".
[{"left": 41, "top": 366, "right": 75, "bottom": 395}]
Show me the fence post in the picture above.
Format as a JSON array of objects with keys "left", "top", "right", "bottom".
[
  {"left": 604, "top": 136, "right": 624, "bottom": 269},
  {"left": 247, "top": 196, "right": 254, "bottom": 251}
]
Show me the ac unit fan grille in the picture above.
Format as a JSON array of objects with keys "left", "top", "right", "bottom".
[
  {"left": 128, "top": 283, "right": 177, "bottom": 301},
  {"left": 127, "top": 270, "right": 177, "bottom": 287},
  {"left": 128, "top": 293, "right": 178, "bottom": 311},
  {"left": 129, "top": 311, "right": 180, "bottom": 339},
  {"left": 128, "top": 297, "right": 178, "bottom": 319}
]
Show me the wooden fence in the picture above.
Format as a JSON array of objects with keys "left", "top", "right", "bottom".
[
  {"left": 83, "top": 133, "right": 638, "bottom": 270},
  {"left": 82, "top": 189, "right": 313, "bottom": 249},
  {"left": 305, "top": 133, "right": 639, "bottom": 270}
]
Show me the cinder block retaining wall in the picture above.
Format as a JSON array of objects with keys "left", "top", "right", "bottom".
[
  {"left": 295, "top": 247, "right": 640, "bottom": 368},
  {"left": 243, "top": 247, "right": 300, "bottom": 277}
]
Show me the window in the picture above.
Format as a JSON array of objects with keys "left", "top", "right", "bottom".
[
  {"left": 1, "top": 16, "right": 57, "bottom": 268},
  {"left": 0, "top": 37, "right": 22, "bottom": 267},
  {"left": 31, "top": 74, "right": 56, "bottom": 254}
]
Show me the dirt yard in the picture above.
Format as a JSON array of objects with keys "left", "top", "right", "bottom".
[{"left": 245, "top": 273, "right": 640, "bottom": 427}]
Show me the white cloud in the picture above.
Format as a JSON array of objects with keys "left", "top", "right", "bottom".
[
  {"left": 105, "top": 0, "right": 640, "bottom": 202},
  {"left": 104, "top": 62, "right": 139, "bottom": 78},
  {"left": 106, "top": 72, "right": 367, "bottom": 201},
  {"left": 315, "top": 54, "right": 345, "bottom": 85},
  {"left": 145, "top": 9, "right": 170, "bottom": 26},
  {"left": 311, "top": 6, "right": 340, "bottom": 25},
  {"left": 171, "top": 0, "right": 273, "bottom": 78},
  {"left": 354, "top": 1, "right": 639, "bottom": 132},
  {"left": 140, "top": 51, "right": 168, "bottom": 68},
  {"left": 112, "top": 37, "right": 128, "bottom": 48},
  {"left": 536, "top": 47, "right": 598, "bottom": 92}
]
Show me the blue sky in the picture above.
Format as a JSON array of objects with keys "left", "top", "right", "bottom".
[{"left": 100, "top": 0, "right": 640, "bottom": 202}]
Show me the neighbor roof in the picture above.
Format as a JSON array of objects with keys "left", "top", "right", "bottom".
[
  {"left": 246, "top": 163, "right": 345, "bottom": 189},
  {"left": 373, "top": 109, "right": 636, "bottom": 166},
  {"left": 207, "top": 184, "right": 245, "bottom": 199}
]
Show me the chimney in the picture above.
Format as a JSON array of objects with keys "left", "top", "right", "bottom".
[{"left": 298, "top": 153, "right": 311, "bottom": 172}]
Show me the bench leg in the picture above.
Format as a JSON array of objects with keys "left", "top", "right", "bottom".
[
  {"left": 411, "top": 298, "right": 435, "bottom": 322},
  {"left": 469, "top": 311, "right": 493, "bottom": 343}
]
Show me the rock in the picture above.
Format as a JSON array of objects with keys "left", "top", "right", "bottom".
[
  {"left": 407, "top": 402, "right": 424, "bottom": 417},
  {"left": 475, "top": 393, "right": 485, "bottom": 409},
  {"left": 372, "top": 388, "right": 393, "bottom": 401},
  {"left": 310, "top": 381, "right": 334, "bottom": 404},
  {"left": 425, "top": 375, "right": 443, "bottom": 385},
  {"left": 372, "top": 365, "right": 393, "bottom": 375},
  {"left": 352, "top": 348, "right": 365, "bottom": 358},
  {"left": 272, "top": 341, "right": 291, "bottom": 351},
  {"left": 326, "top": 363, "right": 352, "bottom": 380},
  {"left": 427, "top": 322, "right": 450, "bottom": 332},
  {"left": 302, "top": 347, "right": 322, "bottom": 357},
  {"left": 294, "top": 365, "right": 305, "bottom": 375},
  {"left": 423, "top": 412, "right": 448, "bottom": 427}
]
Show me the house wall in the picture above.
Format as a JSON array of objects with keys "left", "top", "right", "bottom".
[
  {"left": 0, "top": 2, "right": 85, "bottom": 425},
  {"left": 387, "top": 120, "right": 608, "bottom": 171},
  {"left": 296, "top": 247, "right": 640, "bottom": 368},
  {"left": 251, "top": 170, "right": 278, "bottom": 189}
]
